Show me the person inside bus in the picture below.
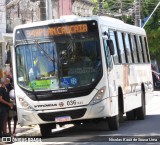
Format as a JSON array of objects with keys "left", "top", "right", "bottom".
[
  {"left": 0, "top": 77, "right": 13, "bottom": 136},
  {"left": 68, "top": 42, "right": 93, "bottom": 86},
  {"left": 33, "top": 52, "right": 55, "bottom": 79},
  {"left": 33, "top": 56, "right": 40, "bottom": 77}
]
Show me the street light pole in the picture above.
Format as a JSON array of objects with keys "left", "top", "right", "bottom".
[{"left": 98, "top": 0, "right": 103, "bottom": 15}]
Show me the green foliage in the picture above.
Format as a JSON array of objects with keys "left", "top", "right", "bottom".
[
  {"left": 142, "top": 0, "right": 160, "bottom": 62},
  {"left": 91, "top": 0, "right": 108, "bottom": 15}
]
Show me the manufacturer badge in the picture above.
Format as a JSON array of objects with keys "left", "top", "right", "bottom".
[{"left": 59, "top": 102, "right": 64, "bottom": 107}]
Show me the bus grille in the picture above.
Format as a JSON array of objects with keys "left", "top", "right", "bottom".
[
  {"left": 24, "top": 89, "right": 92, "bottom": 101},
  {"left": 38, "top": 108, "right": 87, "bottom": 121}
]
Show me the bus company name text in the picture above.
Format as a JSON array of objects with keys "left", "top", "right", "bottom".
[{"left": 34, "top": 103, "right": 57, "bottom": 108}]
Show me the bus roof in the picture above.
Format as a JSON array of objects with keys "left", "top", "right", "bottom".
[{"left": 14, "top": 15, "right": 146, "bottom": 36}]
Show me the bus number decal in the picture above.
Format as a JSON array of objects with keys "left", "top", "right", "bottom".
[{"left": 67, "top": 100, "right": 76, "bottom": 106}]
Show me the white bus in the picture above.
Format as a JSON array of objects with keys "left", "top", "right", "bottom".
[{"left": 13, "top": 16, "right": 153, "bottom": 136}]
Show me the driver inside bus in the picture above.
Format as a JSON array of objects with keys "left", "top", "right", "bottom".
[
  {"left": 32, "top": 51, "right": 55, "bottom": 79},
  {"left": 68, "top": 42, "right": 93, "bottom": 86}
]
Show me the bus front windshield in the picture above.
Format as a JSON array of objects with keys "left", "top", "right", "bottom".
[
  {"left": 15, "top": 23, "right": 102, "bottom": 91},
  {"left": 16, "top": 39, "right": 102, "bottom": 91}
]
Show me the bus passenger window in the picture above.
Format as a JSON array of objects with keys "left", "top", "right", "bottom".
[
  {"left": 103, "top": 39, "right": 112, "bottom": 69},
  {"left": 139, "top": 36, "right": 145, "bottom": 63},
  {"left": 117, "top": 32, "right": 126, "bottom": 64},
  {"left": 109, "top": 30, "right": 119, "bottom": 64},
  {"left": 144, "top": 37, "right": 150, "bottom": 62},
  {"left": 123, "top": 33, "right": 132, "bottom": 63},
  {"left": 130, "top": 35, "right": 138, "bottom": 63},
  {"left": 136, "top": 36, "right": 143, "bottom": 63},
  {"left": 141, "top": 36, "right": 148, "bottom": 63}
]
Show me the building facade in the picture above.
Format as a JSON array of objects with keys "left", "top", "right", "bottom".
[
  {"left": 6, "top": 0, "right": 95, "bottom": 31},
  {"left": 0, "top": 0, "right": 7, "bottom": 77}
]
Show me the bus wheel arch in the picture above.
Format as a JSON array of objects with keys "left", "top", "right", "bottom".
[
  {"left": 118, "top": 87, "right": 124, "bottom": 122},
  {"left": 135, "top": 83, "right": 146, "bottom": 120},
  {"left": 107, "top": 86, "right": 124, "bottom": 130}
]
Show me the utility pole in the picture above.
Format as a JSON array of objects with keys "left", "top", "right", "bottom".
[
  {"left": 40, "top": 0, "right": 46, "bottom": 21},
  {"left": 98, "top": 0, "right": 103, "bottom": 15},
  {"left": 119, "top": 0, "right": 124, "bottom": 21},
  {"left": 134, "top": 0, "right": 141, "bottom": 26}
]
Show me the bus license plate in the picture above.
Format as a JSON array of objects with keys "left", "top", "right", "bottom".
[{"left": 55, "top": 116, "right": 71, "bottom": 122}]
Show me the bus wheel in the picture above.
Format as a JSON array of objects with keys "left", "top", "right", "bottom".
[
  {"left": 108, "top": 115, "right": 119, "bottom": 130},
  {"left": 135, "top": 91, "right": 146, "bottom": 120},
  {"left": 39, "top": 123, "right": 56, "bottom": 137},
  {"left": 126, "top": 110, "right": 136, "bottom": 120}
]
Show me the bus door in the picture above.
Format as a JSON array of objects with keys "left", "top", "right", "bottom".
[
  {"left": 103, "top": 38, "right": 120, "bottom": 115},
  {"left": 103, "top": 38, "right": 113, "bottom": 71},
  {"left": 103, "top": 38, "right": 113, "bottom": 92}
]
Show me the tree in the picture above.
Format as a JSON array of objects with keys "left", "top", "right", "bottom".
[
  {"left": 141, "top": 0, "right": 160, "bottom": 63},
  {"left": 92, "top": 0, "right": 134, "bottom": 23}
]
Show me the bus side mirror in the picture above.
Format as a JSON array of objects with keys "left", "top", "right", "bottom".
[{"left": 107, "top": 39, "right": 115, "bottom": 55}]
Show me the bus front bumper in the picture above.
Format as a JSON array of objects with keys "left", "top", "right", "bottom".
[{"left": 18, "top": 97, "right": 117, "bottom": 126}]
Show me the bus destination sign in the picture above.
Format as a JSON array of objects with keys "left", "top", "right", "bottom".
[{"left": 25, "top": 24, "right": 88, "bottom": 38}]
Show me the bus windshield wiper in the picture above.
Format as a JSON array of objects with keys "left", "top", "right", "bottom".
[{"left": 34, "top": 40, "right": 55, "bottom": 62}]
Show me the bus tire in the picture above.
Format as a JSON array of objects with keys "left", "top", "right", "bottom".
[
  {"left": 126, "top": 110, "right": 136, "bottom": 120},
  {"left": 135, "top": 91, "right": 146, "bottom": 120},
  {"left": 108, "top": 115, "right": 119, "bottom": 130},
  {"left": 39, "top": 123, "right": 56, "bottom": 137}
]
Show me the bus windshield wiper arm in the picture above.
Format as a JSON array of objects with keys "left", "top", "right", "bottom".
[
  {"left": 34, "top": 40, "right": 55, "bottom": 62},
  {"left": 31, "top": 87, "right": 39, "bottom": 101}
]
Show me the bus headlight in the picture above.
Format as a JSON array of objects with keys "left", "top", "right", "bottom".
[
  {"left": 90, "top": 86, "right": 106, "bottom": 105},
  {"left": 18, "top": 97, "right": 34, "bottom": 111}
]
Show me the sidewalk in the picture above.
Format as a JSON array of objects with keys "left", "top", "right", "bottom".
[{"left": 15, "top": 124, "right": 41, "bottom": 137}]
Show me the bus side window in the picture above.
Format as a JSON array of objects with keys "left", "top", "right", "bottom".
[
  {"left": 135, "top": 35, "right": 143, "bottom": 63},
  {"left": 109, "top": 30, "right": 120, "bottom": 64},
  {"left": 139, "top": 36, "right": 146, "bottom": 63},
  {"left": 103, "top": 39, "right": 112, "bottom": 69},
  {"left": 141, "top": 36, "right": 148, "bottom": 63},
  {"left": 123, "top": 33, "right": 132, "bottom": 63},
  {"left": 117, "top": 31, "right": 126, "bottom": 64},
  {"left": 144, "top": 37, "right": 150, "bottom": 62},
  {"left": 130, "top": 35, "right": 138, "bottom": 63}
]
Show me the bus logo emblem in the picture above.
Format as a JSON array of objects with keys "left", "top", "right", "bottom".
[{"left": 59, "top": 102, "right": 64, "bottom": 107}]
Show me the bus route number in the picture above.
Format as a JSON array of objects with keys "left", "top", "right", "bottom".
[{"left": 67, "top": 100, "right": 76, "bottom": 106}]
